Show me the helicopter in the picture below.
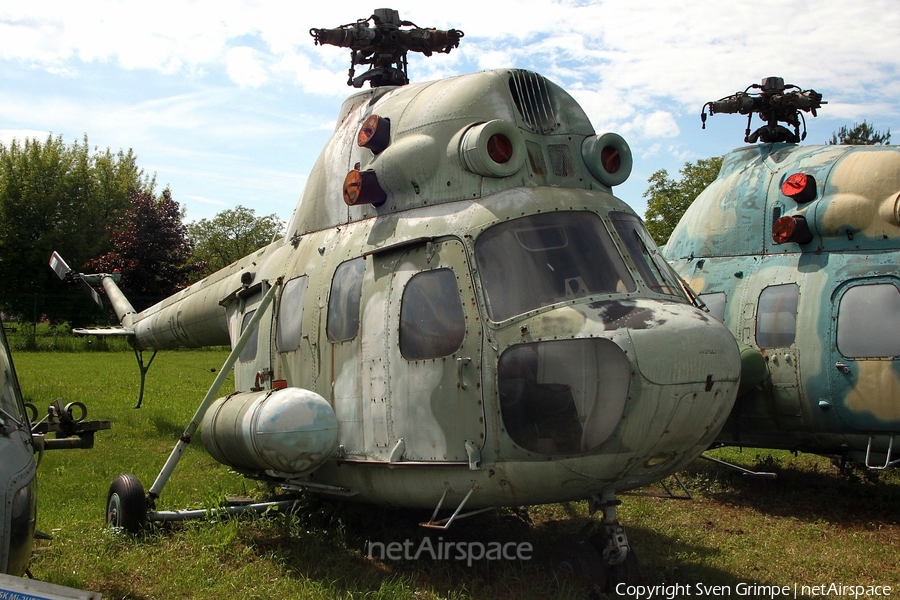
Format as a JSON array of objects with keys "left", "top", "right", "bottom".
[
  {"left": 51, "top": 8, "right": 742, "bottom": 586},
  {"left": 0, "top": 315, "right": 109, "bottom": 579},
  {"left": 665, "top": 77, "right": 900, "bottom": 470}
]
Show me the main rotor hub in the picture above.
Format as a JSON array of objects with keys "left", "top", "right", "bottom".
[
  {"left": 701, "top": 77, "right": 826, "bottom": 144},
  {"left": 310, "top": 8, "right": 464, "bottom": 88}
]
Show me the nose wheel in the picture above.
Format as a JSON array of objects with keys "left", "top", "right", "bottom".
[
  {"left": 106, "top": 474, "right": 147, "bottom": 533},
  {"left": 551, "top": 492, "right": 642, "bottom": 592}
]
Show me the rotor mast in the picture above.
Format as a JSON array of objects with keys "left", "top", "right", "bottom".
[{"left": 310, "top": 8, "right": 464, "bottom": 88}]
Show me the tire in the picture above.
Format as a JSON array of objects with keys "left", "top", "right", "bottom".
[{"left": 106, "top": 474, "right": 146, "bottom": 533}]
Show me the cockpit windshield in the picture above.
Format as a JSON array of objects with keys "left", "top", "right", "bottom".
[
  {"left": 475, "top": 212, "right": 636, "bottom": 322},
  {"left": 609, "top": 211, "right": 684, "bottom": 297}
]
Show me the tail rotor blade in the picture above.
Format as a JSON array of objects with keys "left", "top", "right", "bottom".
[
  {"left": 79, "top": 278, "right": 104, "bottom": 309},
  {"left": 49, "top": 251, "right": 72, "bottom": 280}
]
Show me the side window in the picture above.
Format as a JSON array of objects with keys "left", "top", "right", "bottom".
[
  {"left": 400, "top": 269, "right": 466, "bottom": 360},
  {"left": 699, "top": 292, "right": 727, "bottom": 322},
  {"left": 756, "top": 284, "right": 798, "bottom": 348},
  {"left": 327, "top": 257, "right": 365, "bottom": 343},
  {"left": 609, "top": 212, "right": 682, "bottom": 297},
  {"left": 276, "top": 276, "right": 309, "bottom": 353},
  {"left": 837, "top": 283, "right": 900, "bottom": 358},
  {"left": 239, "top": 309, "right": 259, "bottom": 363}
]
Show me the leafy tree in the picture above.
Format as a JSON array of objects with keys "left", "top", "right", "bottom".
[
  {"left": 643, "top": 156, "right": 723, "bottom": 246},
  {"left": 829, "top": 120, "right": 890, "bottom": 145},
  {"left": 87, "top": 188, "right": 202, "bottom": 310},
  {"left": 0, "top": 135, "right": 150, "bottom": 325},
  {"left": 188, "top": 206, "right": 284, "bottom": 277}
]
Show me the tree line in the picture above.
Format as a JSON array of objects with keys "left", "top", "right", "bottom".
[{"left": 0, "top": 135, "right": 283, "bottom": 327}]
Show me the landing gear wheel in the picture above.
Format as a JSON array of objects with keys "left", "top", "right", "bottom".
[
  {"left": 550, "top": 534, "right": 607, "bottom": 591},
  {"left": 589, "top": 532, "right": 642, "bottom": 587},
  {"left": 106, "top": 474, "right": 147, "bottom": 533}
]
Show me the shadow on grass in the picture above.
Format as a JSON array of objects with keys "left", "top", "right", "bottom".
[
  {"left": 683, "top": 456, "right": 900, "bottom": 527},
  {"left": 223, "top": 497, "right": 819, "bottom": 600}
]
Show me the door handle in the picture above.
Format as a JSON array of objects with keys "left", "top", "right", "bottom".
[{"left": 457, "top": 357, "right": 471, "bottom": 389}]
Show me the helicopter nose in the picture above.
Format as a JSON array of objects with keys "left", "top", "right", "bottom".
[{"left": 628, "top": 303, "right": 741, "bottom": 390}]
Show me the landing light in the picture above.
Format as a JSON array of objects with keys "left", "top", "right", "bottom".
[{"left": 772, "top": 215, "right": 813, "bottom": 245}]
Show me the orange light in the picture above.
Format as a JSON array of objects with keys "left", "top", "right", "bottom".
[
  {"left": 342, "top": 170, "right": 387, "bottom": 207},
  {"left": 486, "top": 133, "right": 513, "bottom": 164},
  {"left": 272, "top": 379, "right": 288, "bottom": 390},
  {"left": 357, "top": 114, "right": 390, "bottom": 154},
  {"left": 773, "top": 215, "right": 813, "bottom": 245},
  {"left": 781, "top": 173, "right": 817, "bottom": 203},
  {"left": 601, "top": 146, "right": 621, "bottom": 174}
]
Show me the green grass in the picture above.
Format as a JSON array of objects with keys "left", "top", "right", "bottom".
[{"left": 12, "top": 349, "right": 900, "bottom": 599}]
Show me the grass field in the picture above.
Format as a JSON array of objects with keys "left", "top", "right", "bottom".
[{"left": 10, "top": 345, "right": 900, "bottom": 599}]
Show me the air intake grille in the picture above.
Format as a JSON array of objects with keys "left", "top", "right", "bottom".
[{"left": 509, "top": 70, "right": 559, "bottom": 134}]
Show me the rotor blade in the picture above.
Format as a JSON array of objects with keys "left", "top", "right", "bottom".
[
  {"left": 49, "top": 251, "right": 72, "bottom": 280},
  {"left": 78, "top": 277, "right": 103, "bottom": 309}
]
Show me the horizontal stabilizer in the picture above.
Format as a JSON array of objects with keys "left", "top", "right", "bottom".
[{"left": 72, "top": 327, "right": 135, "bottom": 337}]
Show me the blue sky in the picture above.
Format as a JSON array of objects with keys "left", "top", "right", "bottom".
[{"left": 2, "top": 1, "right": 899, "bottom": 223}]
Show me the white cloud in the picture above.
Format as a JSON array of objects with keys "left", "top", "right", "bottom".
[{"left": 226, "top": 46, "right": 268, "bottom": 88}]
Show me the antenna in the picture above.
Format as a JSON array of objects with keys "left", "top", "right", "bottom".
[
  {"left": 310, "top": 8, "right": 464, "bottom": 88},
  {"left": 701, "top": 77, "right": 825, "bottom": 143}
]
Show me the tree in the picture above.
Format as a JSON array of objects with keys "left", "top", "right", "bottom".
[
  {"left": 0, "top": 135, "right": 151, "bottom": 325},
  {"left": 188, "top": 206, "right": 284, "bottom": 277},
  {"left": 87, "top": 188, "right": 202, "bottom": 310},
  {"left": 829, "top": 120, "right": 890, "bottom": 145},
  {"left": 643, "top": 156, "right": 723, "bottom": 246}
]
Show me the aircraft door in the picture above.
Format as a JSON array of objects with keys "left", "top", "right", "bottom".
[
  {"left": 828, "top": 278, "right": 900, "bottom": 433},
  {"left": 228, "top": 283, "right": 274, "bottom": 392},
  {"left": 385, "top": 239, "right": 485, "bottom": 463},
  {"left": 754, "top": 283, "right": 803, "bottom": 428}
]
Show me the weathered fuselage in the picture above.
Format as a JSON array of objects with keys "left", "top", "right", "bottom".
[
  {"left": 666, "top": 143, "right": 900, "bottom": 465},
  {"left": 119, "top": 69, "right": 741, "bottom": 508}
]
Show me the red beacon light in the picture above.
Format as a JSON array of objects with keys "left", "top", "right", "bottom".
[
  {"left": 773, "top": 215, "right": 813, "bottom": 245},
  {"left": 357, "top": 114, "right": 390, "bottom": 154},
  {"left": 781, "top": 173, "right": 817, "bottom": 203},
  {"left": 343, "top": 169, "right": 387, "bottom": 207}
]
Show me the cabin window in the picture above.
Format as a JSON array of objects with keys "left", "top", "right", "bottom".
[
  {"left": 399, "top": 268, "right": 466, "bottom": 360},
  {"left": 327, "top": 257, "right": 365, "bottom": 342},
  {"left": 498, "top": 339, "right": 630, "bottom": 455},
  {"left": 837, "top": 283, "right": 900, "bottom": 358},
  {"left": 276, "top": 276, "right": 309, "bottom": 353},
  {"left": 609, "top": 212, "right": 683, "bottom": 297},
  {"left": 475, "top": 211, "right": 635, "bottom": 322},
  {"left": 238, "top": 309, "right": 259, "bottom": 363},
  {"left": 699, "top": 292, "right": 727, "bottom": 322},
  {"left": 755, "top": 284, "right": 799, "bottom": 348}
]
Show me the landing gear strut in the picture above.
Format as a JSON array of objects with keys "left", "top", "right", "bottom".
[{"left": 551, "top": 492, "right": 642, "bottom": 592}]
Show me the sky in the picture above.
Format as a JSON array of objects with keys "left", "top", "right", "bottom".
[{"left": 2, "top": 0, "right": 899, "bottom": 223}]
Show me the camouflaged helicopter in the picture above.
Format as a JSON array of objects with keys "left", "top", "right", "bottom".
[
  {"left": 666, "top": 77, "right": 900, "bottom": 470},
  {"left": 52, "top": 9, "right": 742, "bottom": 585}
]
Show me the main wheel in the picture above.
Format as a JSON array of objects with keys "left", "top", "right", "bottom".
[{"left": 106, "top": 474, "right": 146, "bottom": 533}]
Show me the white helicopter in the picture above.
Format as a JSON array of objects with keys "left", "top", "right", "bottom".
[{"left": 52, "top": 8, "right": 742, "bottom": 588}]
